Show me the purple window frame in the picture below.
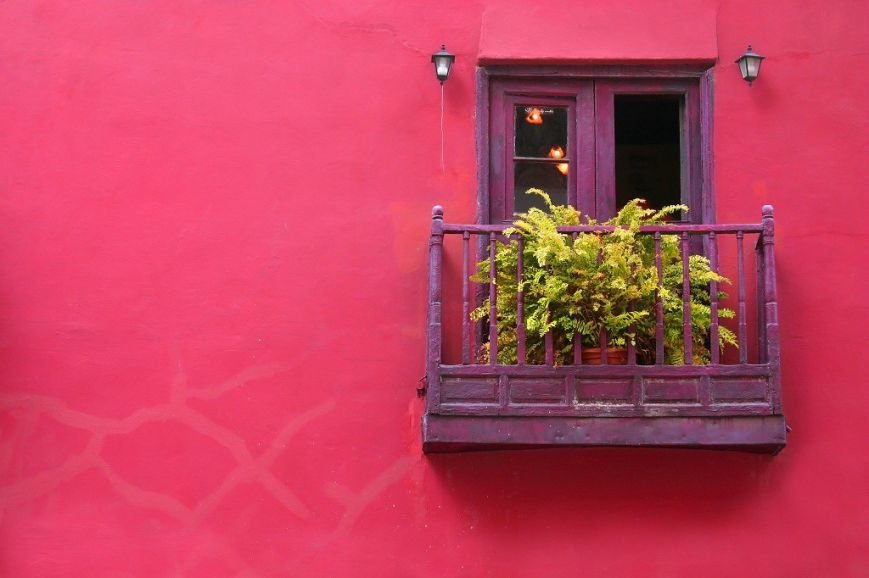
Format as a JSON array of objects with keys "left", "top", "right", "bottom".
[{"left": 476, "top": 65, "right": 715, "bottom": 225}]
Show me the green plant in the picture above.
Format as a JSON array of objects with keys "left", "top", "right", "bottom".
[{"left": 471, "top": 189, "right": 737, "bottom": 365}]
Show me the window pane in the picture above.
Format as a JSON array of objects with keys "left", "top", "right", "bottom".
[
  {"left": 614, "top": 95, "right": 682, "bottom": 213},
  {"left": 514, "top": 106, "right": 568, "bottom": 158},
  {"left": 514, "top": 161, "right": 567, "bottom": 213}
]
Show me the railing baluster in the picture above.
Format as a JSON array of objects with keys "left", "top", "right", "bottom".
[
  {"left": 681, "top": 232, "right": 693, "bottom": 364},
  {"left": 708, "top": 232, "right": 720, "bottom": 365},
  {"left": 516, "top": 235, "right": 526, "bottom": 365},
  {"left": 597, "top": 244, "right": 608, "bottom": 364},
  {"left": 469, "top": 235, "right": 477, "bottom": 363},
  {"left": 756, "top": 239, "right": 767, "bottom": 363},
  {"left": 655, "top": 233, "right": 664, "bottom": 364},
  {"left": 572, "top": 232, "right": 581, "bottom": 365},
  {"left": 461, "top": 231, "right": 470, "bottom": 365},
  {"left": 599, "top": 328, "right": 608, "bottom": 364},
  {"left": 736, "top": 231, "right": 748, "bottom": 364},
  {"left": 488, "top": 232, "right": 498, "bottom": 365},
  {"left": 573, "top": 333, "right": 582, "bottom": 365},
  {"left": 627, "top": 299, "right": 636, "bottom": 364},
  {"left": 545, "top": 330, "right": 554, "bottom": 366}
]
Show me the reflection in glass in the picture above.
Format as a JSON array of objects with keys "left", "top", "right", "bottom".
[
  {"left": 547, "top": 146, "right": 569, "bottom": 175},
  {"left": 525, "top": 108, "right": 543, "bottom": 124},
  {"left": 515, "top": 106, "right": 568, "bottom": 158},
  {"left": 514, "top": 162, "right": 567, "bottom": 213}
]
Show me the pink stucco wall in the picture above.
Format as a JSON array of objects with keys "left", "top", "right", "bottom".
[{"left": 1, "top": 1, "right": 867, "bottom": 576}]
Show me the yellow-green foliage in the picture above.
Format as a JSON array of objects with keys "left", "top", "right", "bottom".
[{"left": 472, "top": 189, "right": 737, "bottom": 365}]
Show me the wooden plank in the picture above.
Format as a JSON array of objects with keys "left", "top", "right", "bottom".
[
  {"left": 699, "top": 70, "right": 716, "bottom": 225},
  {"left": 483, "top": 65, "right": 712, "bottom": 79},
  {"left": 575, "top": 378, "right": 633, "bottom": 403},
  {"left": 433, "top": 402, "right": 774, "bottom": 418},
  {"left": 644, "top": 378, "right": 701, "bottom": 403},
  {"left": 439, "top": 364, "right": 772, "bottom": 378},
  {"left": 441, "top": 377, "right": 498, "bottom": 404},
  {"left": 512, "top": 156, "right": 573, "bottom": 163},
  {"left": 423, "top": 414, "right": 787, "bottom": 454},
  {"left": 576, "top": 83, "right": 596, "bottom": 215},
  {"left": 509, "top": 377, "right": 566, "bottom": 404},
  {"left": 711, "top": 377, "right": 769, "bottom": 403},
  {"left": 475, "top": 68, "right": 490, "bottom": 226},
  {"left": 594, "top": 81, "right": 616, "bottom": 219}
]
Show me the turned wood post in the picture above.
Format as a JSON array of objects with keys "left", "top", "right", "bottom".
[
  {"left": 426, "top": 206, "right": 444, "bottom": 409},
  {"left": 761, "top": 205, "right": 782, "bottom": 413}
]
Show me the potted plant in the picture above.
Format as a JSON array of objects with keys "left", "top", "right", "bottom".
[{"left": 471, "top": 189, "right": 736, "bottom": 365}]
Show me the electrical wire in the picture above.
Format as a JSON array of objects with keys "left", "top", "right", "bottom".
[{"left": 440, "top": 82, "right": 445, "bottom": 173}]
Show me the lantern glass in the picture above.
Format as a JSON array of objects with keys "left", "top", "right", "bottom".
[
  {"left": 431, "top": 45, "right": 455, "bottom": 83},
  {"left": 736, "top": 46, "right": 765, "bottom": 84},
  {"left": 745, "top": 56, "right": 762, "bottom": 79}
]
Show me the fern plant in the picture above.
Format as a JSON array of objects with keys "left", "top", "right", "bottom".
[{"left": 471, "top": 189, "right": 737, "bottom": 365}]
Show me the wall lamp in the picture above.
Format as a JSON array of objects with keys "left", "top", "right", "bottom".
[
  {"left": 431, "top": 45, "right": 455, "bottom": 84},
  {"left": 432, "top": 44, "right": 455, "bottom": 172},
  {"left": 736, "top": 45, "right": 765, "bottom": 86}
]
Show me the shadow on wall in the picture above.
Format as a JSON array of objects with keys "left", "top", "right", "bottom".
[{"left": 425, "top": 447, "right": 778, "bottom": 534}]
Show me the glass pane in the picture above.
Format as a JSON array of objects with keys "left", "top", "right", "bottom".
[
  {"left": 514, "top": 106, "right": 568, "bottom": 158},
  {"left": 514, "top": 161, "right": 567, "bottom": 213},
  {"left": 614, "top": 95, "right": 682, "bottom": 215}
]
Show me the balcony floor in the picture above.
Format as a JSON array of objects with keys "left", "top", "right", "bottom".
[{"left": 423, "top": 414, "right": 787, "bottom": 454}]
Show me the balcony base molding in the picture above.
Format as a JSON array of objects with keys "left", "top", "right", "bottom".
[{"left": 422, "top": 414, "right": 786, "bottom": 454}]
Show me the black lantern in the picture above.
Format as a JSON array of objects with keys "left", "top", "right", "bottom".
[
  {"left": 431, "top": 45, "right": 455, "bottom": 84},
  {"left": 736, "top": 45, "right": 765, "bottom": 86}
]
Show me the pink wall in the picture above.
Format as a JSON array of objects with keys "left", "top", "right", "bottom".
[{"left": 1, "top": 1, "right": 867, "bottom": 576}]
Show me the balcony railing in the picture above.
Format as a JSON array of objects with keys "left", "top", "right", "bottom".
[{"left": 423, "top": 206, "right": 786, "bottom": 453}]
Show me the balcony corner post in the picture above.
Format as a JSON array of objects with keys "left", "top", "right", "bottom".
[
  {"left": 426, "top": 206, "right": 445, "bottom": 412},
  {"left": 761, "top": 205, "right": 783, "bottom": 413}
]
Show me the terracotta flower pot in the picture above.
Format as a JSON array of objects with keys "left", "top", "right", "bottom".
[{"left": 581, "top": 347, "right": 628, "bottom": 365}]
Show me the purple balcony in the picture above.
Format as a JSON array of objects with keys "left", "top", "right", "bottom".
[{"left": 423, "top": 206, "right": 786, "bottom": 454}]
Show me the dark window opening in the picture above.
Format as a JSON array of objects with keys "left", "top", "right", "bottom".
[{"left": 614, "top": 95, "right": 683, "bottom": 214}]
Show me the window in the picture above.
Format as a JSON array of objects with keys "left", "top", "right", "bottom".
[{"left": 481, "top": 69, "right": 710, "bottom": 225}]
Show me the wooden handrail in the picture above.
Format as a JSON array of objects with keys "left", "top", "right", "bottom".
[{"left": 442, "top": 223, "right": 764, "bottom": 234}]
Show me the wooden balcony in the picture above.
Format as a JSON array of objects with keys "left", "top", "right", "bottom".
[{"left": 423, "top": 206, "right": 786, "bottom": 454}]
